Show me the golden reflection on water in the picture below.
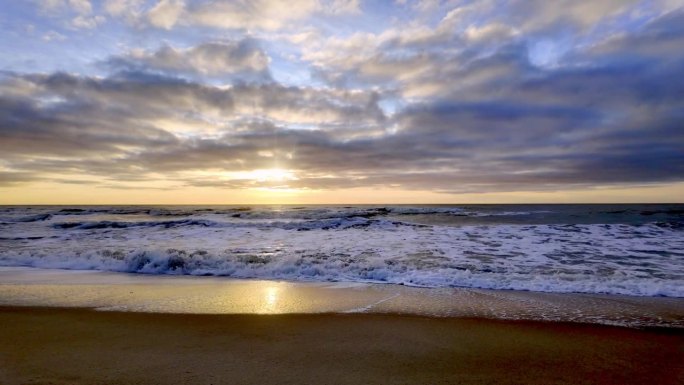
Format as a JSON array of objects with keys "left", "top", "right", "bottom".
[{"left": 259, "top": 285, "right": 281, "bottom": 314}]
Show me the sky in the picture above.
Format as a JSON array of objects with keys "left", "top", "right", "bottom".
[{"left": 1, "top": 0, "right": 683, "bottom": 204}]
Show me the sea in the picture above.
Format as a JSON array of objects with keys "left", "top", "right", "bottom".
[{"left": 1, "top": 204, "right": 683, "bottom": 297}]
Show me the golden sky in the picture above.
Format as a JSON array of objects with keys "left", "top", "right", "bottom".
[{"left": 2, "top": 181, "right": 683, "bottom": 205}]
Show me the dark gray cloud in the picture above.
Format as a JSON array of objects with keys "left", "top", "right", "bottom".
[{"left": 0, "top": 172, "right": 40, "bottom": 186}]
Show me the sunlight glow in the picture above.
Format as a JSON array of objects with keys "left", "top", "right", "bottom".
[
  {"left": 239, "top": 168, "right": 297, "bottom": 182},
  {"left": 203, "top": 168, "right": 298, "bottom": 184}
]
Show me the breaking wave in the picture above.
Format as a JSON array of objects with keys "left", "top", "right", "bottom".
[{"left": 1, "top": 204, "right": 683, "bottom": 297}]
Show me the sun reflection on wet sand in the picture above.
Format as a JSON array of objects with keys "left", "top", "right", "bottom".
[
  {"left": 260, "top": 285, "right": 280, "bottom": 314},
  {"left": 1, "top": 268, "right": 683, "bottom": 327}
]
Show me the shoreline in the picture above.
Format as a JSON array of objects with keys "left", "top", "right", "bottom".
[
  {"left": 1, "top": 306, "right": 683, "bottom": 385},
  {"left": 1, "top": 267, "right": 683, "bottom": 328},
  {"left": 3, "top": 304, "right": 684, "bottom": 332}
]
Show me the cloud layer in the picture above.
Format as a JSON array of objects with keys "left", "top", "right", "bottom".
[{"left": 2, "top": 1, "right": 684, "bottom": 197}]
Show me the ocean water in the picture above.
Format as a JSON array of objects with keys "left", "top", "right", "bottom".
[{"left": 0, "top": 204, "right": 683, "bottom": 297}]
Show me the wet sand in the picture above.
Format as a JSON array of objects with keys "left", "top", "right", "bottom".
[
  {"left": 2, "top": 267, "right": 684, "bottom": 328},
  {"left": 0, "top": 306, "right": 682, "bottom": 385}
]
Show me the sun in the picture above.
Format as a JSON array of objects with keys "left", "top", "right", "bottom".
[{"left": 242, "top": 168, "right": 297, "bottom": 183}]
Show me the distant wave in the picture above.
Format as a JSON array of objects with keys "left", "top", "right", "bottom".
[
  {"left": 52, "top": 219, "right": 218, "bottom": 230},
  {"left": 2, "top": 205, "right": 683, "bottom": 226},
  {"left": 48, "top": 217, "right": 427, "bottom": 231},
  {"left": 7, "top": 213, "right": 53, "bottom": 223}
]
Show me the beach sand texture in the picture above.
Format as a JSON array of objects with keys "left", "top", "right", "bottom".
[{"left": 1, "top": 306, "right": 683, "bottom": 385}]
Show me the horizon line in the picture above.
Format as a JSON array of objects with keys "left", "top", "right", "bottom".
[{"left": 1, "top": 202, "right": 682, "bottom": 206}]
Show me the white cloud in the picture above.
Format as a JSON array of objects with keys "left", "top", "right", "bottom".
[
  {"left": 464, "top": 23, "right": 518, "bottom": 42},
  {"left": 147, "top": 0, "right": 185, "bottom": 29},
  {"left": 37, "top": 0, "right": 92, "bottom": 14},
  {"left": 325, "top": 0, "right": 361, "bottom": 15},
  {"left": 71, "top": 14, "right": 105, "bottom": 29},
  {"left": 143, "top": 0, "right": 357, "bottom": 31},
  {"left": 67, "top": 0, "right": 92, "bottom": 14},
  {"left": 413, "top": 0, "right": 440, "bottom": 13},
  {"left": 36, "top": 0, "right": 67, "bottom": 13},
  {"left": 507, "top": 0, "right": 641, "bottom": 31},
  {"left": 104, "top": 0, "right": 144, "bottom": 17},
  {"left": 42, "top": 30, "right": 67, "bottom": 41},
  {"left": 188, "top": 0, "right": 319, "bottom": 31}
]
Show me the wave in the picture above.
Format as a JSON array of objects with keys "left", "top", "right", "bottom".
[
  {"left": 2, "top": 206, "right": 471, "bottom": 221},
  {"left": 52, "top": 219, "right": 217, "bottom": 230},
  {"left": 1, "top": 244, "right": 682, "bottom": 297},
  {"left": 3, "top": 213, "right": 53, "bottom": 223},
  {"left": 2, "top": 206, "right": 683, "bottom": 298},
  {"left": 6, "top": 205, "right": 682, "bottom": 225},
  {"left": 49, "top": 217, "right": 423, "bottom": 231}
]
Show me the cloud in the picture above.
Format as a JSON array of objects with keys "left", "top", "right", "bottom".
[
  {"left": 104, "top": 0, "right": 143, "bottom": 16},
  {"left": 325, "top": 0, "right": 361, "bottom": 15},
  {"left": 42, "top": 30, "right": 67, "bottom": 41},
  {"left": 33, "top": 0, "right": 105, "bottom": 30},
  {"left": 103, "top": 0, "right": 146, "bottom": 24},
  {"left": 70, "top": 14, "right": 105, "bottom": 29},
  {"left": 106, "top": 39, "right": 272, "bottom": 81},
  {"left": 138, "top": 0, "right": 325, "bottom": 31},
  {"left": 147, "top": 0, "right": 184, "bottom": 29},
  {"left": 0, "top": 69, "right": 385, "bottom": 184},
  {"left": 38, "top": 0, "right": 340, "bottom": 32},
  {"left": 37, "top": 0, "right": 92, "bottom": 15},
  {"left": 139, "top": 0, "right": 361, "bottom": 31},
  {"left": 0, "top": 172, "right": 40, "bottom": 187},
  {"left": 506, "top": 0, "right": 640, "bottom": 31},
  {"left": 67, "top": 0, "right": 92, "bottom": 15},
  {"left": 3, "top": 2, "right": 684, "bottom": 194}
]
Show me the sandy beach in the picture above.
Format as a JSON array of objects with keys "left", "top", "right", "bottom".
[{"left": 1, "top": 306, "right": 682, "bottom": 385}]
